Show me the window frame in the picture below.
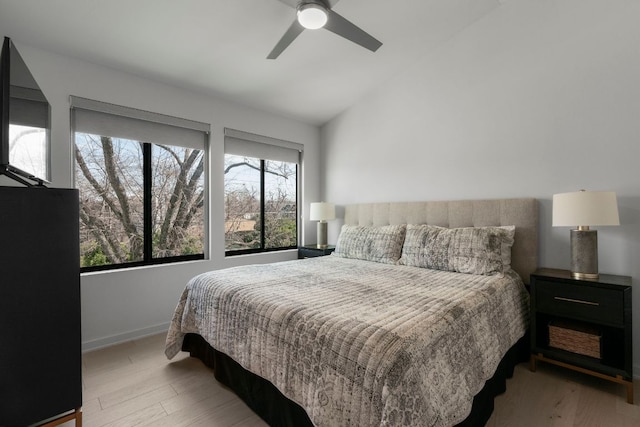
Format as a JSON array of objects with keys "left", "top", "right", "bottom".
[
  {"left": 80, "top": 142, "right": 205, "bottom": 273},
  {"left": 71, "top": 96, "right": 209, "bottom": 273},
  {"left": 224, "top": 157, "right": 299, "bottom": 256}
]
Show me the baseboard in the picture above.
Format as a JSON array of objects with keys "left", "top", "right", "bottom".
[{"left": 82, "top": 322, "right": 170, "bottom": 352}]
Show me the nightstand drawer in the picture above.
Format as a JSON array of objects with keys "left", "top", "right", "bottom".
[{"left": 536, "top": 280, "right": 623, "bottom": 326}]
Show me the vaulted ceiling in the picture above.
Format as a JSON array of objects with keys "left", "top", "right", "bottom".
[{"left": 0, "top": 0, "right": 504, "bottom": 125}]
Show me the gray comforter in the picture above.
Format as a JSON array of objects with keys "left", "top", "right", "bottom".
[{"left": 165, "top": 256, "right": 529, "bottom": 426}]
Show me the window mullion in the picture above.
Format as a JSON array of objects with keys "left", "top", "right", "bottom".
[
  {"left": 295, "top": 163, "right": 299, "bottom": 246},
  {"left": 260, "top": 159, "right": 266, "bottom": 249},
  {"left": 143, "top": 143, "right": 152, "bottom": 262}
]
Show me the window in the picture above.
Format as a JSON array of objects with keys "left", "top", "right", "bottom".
[
  {"left": 71, "top": 97, "right": 209, "bottom": 271},
  {"left": 224, "top": 128, "right": 301, "bottom": 255}
]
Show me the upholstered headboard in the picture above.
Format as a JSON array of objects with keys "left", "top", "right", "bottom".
[{"left": 344, "top": 198, "right": 539, "bottom": 284}]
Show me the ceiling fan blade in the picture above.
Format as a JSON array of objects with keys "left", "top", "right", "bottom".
[
  {"left": 267, "top": 19, "right": 305, "bottom": 59},
  {"left": 324, "top": 9, "right": 382, "bottom": 52}
]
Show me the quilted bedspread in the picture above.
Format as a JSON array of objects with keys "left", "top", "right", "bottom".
[{"left": 165, "top": 256, "right": 529, "bottom": 427}]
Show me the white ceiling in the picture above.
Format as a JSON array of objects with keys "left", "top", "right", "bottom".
[{"left": 0, "top": 0, "right": 502, "bottom": 126}]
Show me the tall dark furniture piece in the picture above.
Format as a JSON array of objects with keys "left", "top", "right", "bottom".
[
  {"left": 0, "top": 186, "right": 82, "bottom": 426},
  {"left": 530, "top": 268, "right": 633, "bottom": 403}
]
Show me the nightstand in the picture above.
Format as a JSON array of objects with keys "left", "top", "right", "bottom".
[
  {"left": 298, "top": 244, "right": 335, "bottom": 259},
  {"left": 530, "top": 268, "right": 633, "bottom": 403}
]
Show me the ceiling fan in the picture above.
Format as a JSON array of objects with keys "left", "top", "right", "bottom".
[{"left": 268, "top": 0, "right": 383, "bottom": 59}]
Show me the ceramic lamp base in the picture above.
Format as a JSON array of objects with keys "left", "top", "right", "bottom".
[
  {"left": 570, "top": 229, "right": 598, "bottom": 280},
  {"left": 316, "top": 221, "right": 328, "bottom": 248}
]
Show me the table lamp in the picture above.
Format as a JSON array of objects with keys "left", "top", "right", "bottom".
[{"left": 309, "top": 202, "right": 335, "bottom": 248}]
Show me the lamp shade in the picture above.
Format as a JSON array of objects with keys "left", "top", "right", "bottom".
[
  {"left": 309, "top": 202, "right": 335, "bottom": 221},
  {"left": 552, "top": 191, "right": 620, "bottom": 227}
]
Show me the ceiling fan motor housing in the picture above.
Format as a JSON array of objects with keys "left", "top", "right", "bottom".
[{"left": 297, "top": 0, "right": 330, "bottom": 10}]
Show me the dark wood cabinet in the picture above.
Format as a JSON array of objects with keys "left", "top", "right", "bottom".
[
  {"left": 298, "top": 244, "right": 335, "bottom": 259},
  {"left": 530, "top": 268, "right": 633, "bottom": 403},
  {"left": 0, "top": 187, "right": 82, "bottom": 426}
]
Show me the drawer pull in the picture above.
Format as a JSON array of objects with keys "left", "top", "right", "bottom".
[{"left": 553, "top": 296, "right": 599, "bottom": 306}]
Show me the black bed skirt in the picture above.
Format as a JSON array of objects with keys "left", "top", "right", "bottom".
[{"left": 182, "top": 333, "right": 528, "bottom": 426}]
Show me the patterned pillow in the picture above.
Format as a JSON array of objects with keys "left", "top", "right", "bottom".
[
  {"left": 334, "top": 224, "right": 407, "bottom": 264},
  {"left": 399, "top": 224, "right": 515, "bottom": 276}
]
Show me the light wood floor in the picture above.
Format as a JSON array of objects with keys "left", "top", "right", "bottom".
[{"left": 59, "top": 333, "right": 640, "bottom": 427}]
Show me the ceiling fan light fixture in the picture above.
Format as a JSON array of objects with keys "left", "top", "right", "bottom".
[{"left": 297, "top": 3, "right": 328, "bottom": 30}]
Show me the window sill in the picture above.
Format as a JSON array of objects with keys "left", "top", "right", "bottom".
[{"left": 80, "top": 257, "right": 208, "bottom": 276}]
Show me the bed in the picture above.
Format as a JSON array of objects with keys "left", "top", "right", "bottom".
[{"left": 165, "top": 198, "right": 538, "bottom": 426}]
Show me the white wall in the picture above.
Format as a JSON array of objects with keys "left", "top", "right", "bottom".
[
  {"left": 322, "top": 0, "right": 640, "bottom": 374},
  {"left": 1, "top": 42, "right": 321, "bottom": 350}
]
